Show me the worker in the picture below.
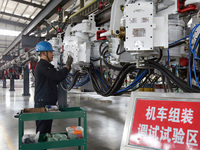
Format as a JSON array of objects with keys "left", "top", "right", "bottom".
[{"left": 34, "top": 41, "right": 73, "bottom": 134}]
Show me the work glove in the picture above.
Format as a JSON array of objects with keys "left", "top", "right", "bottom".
[{"left": 66, "top": 55, "right": 73, "bottom": 68}]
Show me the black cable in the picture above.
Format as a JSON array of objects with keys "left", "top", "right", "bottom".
[
  {"left": 162, "top": 74, "right": 167, "bottom": 92},
  {"left": 145, "top": 60, "right": 200, "bottom": 92},
  {"left": 148, "top": 62, "right": 191, "bottom": 92},
  {"left": 88, "top": 64, "right": 138, "bottom": 96},
  {"left": 129, "top": 73, "right": 151, "bottom": 92},
  {"left": 115, "top": 71, "right": 150, "bottom": 95},
  {"left": 166, "top": 77, "right": 174, "bottom": 92},
  {"left": 98, "top": 45, "right": 112, "bottom": 89},
  {"left": 90, "top": 57, "right": 100, "bottom": 61},
  {"left": 151, "top": 64, "right": 190, "bottom": 92},
  {"left": 87, "top": 67, "right": 105, "bottom": 94},
  {"left": 102, "top": 46, "right": 109, "bottom": 56},
  {"left": 99, "top": 41, "right": 107, "bottom": 56},
  {"left": 102, "top": 48, "right": 123, "bottom": 71},
  {"left": 156, "top": 49, "right": 163, "bottom": 63},
  {"left": 169, "top": 41, "right": 185, "bottom": 48},
  {"left": 99, "top": 42, "right": 123, "bottom": 71},
  {"left": 99, "top": 44, "right": 113, "bottom": 88},
  {"left": 116, "top": 44, "right": 126, "bottom": 55},
  {"left": 151, "top": 75, "right": 161, "bottom": 84},
  {"left": 104, "top": 65, "right": 136, "bottom": 96},
  {"left": 67, "top": 70, "right": 80, "bottom": 90}
]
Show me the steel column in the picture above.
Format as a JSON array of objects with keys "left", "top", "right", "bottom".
[
  {"left": 22, "top": 65, "right": 30, "bottom": 96},
  {"left": 2, "top": 78, "right": 6, "bottom": 88},
  {"left": 9, "top": 75, "right": 15, "bottom": 91}
]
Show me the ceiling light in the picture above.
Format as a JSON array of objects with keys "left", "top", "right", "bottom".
[{"left": 0, "top": 29, "right": 20, "bottom": 36}]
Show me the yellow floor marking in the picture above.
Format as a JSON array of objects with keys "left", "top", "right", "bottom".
[{"left": 0, "top": 121, "right": 16, "bottom": 150}]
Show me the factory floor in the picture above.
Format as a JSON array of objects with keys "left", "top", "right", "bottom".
[{"left": 0, "top": 79, "right": 130, "bottom": 150}]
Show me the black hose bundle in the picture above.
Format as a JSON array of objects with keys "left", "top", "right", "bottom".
[
  {"left": 66, "top": 71, "right": 89, "bottom": 91},
  {"left": 114, "top": 71, "right": 151, "bottom": 96},
  {"left": 67, "top": 70, "right": 81, "bottom": 91},
  {"left": 99, "top": 42, "right": 123, "bottom": 71},
  {"left": 145, "top": 60, "right": 200, "bottom": 93},
  {"left": 85, "top": 63, "right": 140, "bottom": 96}
]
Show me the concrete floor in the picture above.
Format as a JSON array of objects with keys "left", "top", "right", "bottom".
[{"left": 0, "top": 79, "right": 130, "bottom": 150}]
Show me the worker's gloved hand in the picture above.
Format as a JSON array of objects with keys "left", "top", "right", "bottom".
[{"left": 66, "top": 55, "right": 73, "bottom": 68}]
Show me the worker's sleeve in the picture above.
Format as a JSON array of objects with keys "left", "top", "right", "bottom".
[{"left": 39, "top": 65, "right": 70, "bottom": 83}]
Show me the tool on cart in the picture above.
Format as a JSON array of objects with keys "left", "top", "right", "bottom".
[
  {"left": 43, "top": 133, "right": 68, "bottom": 142},
  {"left": 45, "top": 105, "right": 59, "bottom": 111},
  {"left": 66, "top": 126, "right": 84, "bottom": 139},
  {"left": 23, "top": 107, "right": 46, "bottom": 113},
  {"left": 22, "top": 132, "right": 40, "bottom": 144}
]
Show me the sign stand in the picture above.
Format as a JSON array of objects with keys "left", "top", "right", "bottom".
[{"left": 121, "top": 92, "right": 200, "bottom": 150}]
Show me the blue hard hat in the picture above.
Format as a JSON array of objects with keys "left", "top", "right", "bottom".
[{"left": 36, "top": 41, "right": 54, "bottom": 52}]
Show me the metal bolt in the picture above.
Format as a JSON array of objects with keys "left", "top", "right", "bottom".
[{"left": 116, "top": 30, "right": 120, "bottom": 34}]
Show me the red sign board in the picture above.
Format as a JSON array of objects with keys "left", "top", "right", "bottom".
[{"left": 129, "top": 99, "right": 200, "bottom": 150}]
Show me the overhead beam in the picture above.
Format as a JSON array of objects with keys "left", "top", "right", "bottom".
[
  {"left": 11, "top": 0, "right": 43, "bottom": 9},
  {"left": 0, "top": 18, "right": 26, "bottom": 27},
  {"left": 0, "top": 12, "right": 32, "bottom": 21},
  {"left": 1, "top": 0, "right": 71, "bottom": 57},
  {"left": 0, "top": 40, "right": 15, "bottom": 42}
]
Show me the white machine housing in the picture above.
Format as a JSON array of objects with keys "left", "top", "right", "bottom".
[
  {"left": 48, "top": 34, "right": 62, "bottom": 69},
  {"left": 124, "top": 1, "right": 168, "bottom": 54},
  {"left": 63, "top": 14, "right": 97, "bottom": 69}
]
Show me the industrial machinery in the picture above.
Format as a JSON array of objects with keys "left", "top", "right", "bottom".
[
  {"left": 1, "top": 0, "right": 200, "bottom": 149},
  {"left": 1, "top": 0, "right": 200, "bottom": 95},
  {"left": 59, "top": 0, "right": 200, "bottom": 95}
]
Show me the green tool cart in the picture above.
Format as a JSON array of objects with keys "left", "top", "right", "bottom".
[{"left": 18, "top": 107, "right": 87, "bottom": 150}]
